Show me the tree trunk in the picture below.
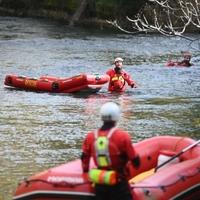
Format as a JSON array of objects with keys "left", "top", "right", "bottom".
[{"left": 69, "top": 0, "right": 88, "bottom": 26}]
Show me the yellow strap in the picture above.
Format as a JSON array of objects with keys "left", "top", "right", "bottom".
[{"left": 129, "top": 168, "right": 155, "bottom": 184}]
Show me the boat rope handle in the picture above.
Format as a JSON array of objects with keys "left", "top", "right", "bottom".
[
  {"left": 173, "top": 137, "right": 186, "bottom": 152},
  {"left": 23, "top": 178, "right": 90, "bottom": 188},
  {"left": 155, "top": 139, "right": 200, "bottom": 172},
  {"left": 130, "top": 167, "right": 200, "bottom": 191},
  {"left": 21, "top": 167, "right": 200, "bottom": 192}
]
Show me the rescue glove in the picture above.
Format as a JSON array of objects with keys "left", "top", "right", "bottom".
[{"left": 131, "top": 82, "right": 138, "bottom": 88}]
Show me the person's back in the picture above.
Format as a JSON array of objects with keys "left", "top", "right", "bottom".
[
  {"left": 81, "top": 102, "right": 140, "bottom": 200},
  {"left": 84, "top": 127, "right": 136, "bottom": 173}
]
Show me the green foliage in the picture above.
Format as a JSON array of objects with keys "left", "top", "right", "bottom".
[
  {"left": 65, "top": 0, "right": 79, "bottom": 14},
  {"left": 0, "top": 0, "right": 147, "bottom": 19},
  {"left": 0, "top": 0, "right": 26, "bottom": 9},
  {"left": 41, "top": 0, "right": 78, "bottom": 13},
  {"left": 92, "top": 0, "right": 147, "bottom": 19},
  {"left": 95, "top": 0, "right": 117, "bottom": 18}
]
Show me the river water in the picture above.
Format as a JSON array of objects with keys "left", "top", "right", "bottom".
[{"left": 0, "top": 17, "right": 200, "bottom": 199}]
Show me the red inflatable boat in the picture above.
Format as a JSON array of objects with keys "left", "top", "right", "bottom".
[
  {"left": 13, "top": 136, "right": 200, "bottom": 200},
  {"left": 4, "top": 74, "right": 110, "bottom": 93}
]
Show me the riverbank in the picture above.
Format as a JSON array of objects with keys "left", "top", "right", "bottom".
[
  {"left": 1, "top": 0, "right": 199, "bottom": 33},
  {"left": 0, "top": 0, "right": 146, "bottom": 30},
  {"left": 0, "top": 6, "right": 117, "bottom": 30},
  {"left": 1, "top": 7, "right": 199, "bottom": 34}
]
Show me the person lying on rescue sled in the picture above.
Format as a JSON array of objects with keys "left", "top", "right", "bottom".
[
  {"left": 81, "top": 102, "right": 140, "bottom": 200},
  {"left": 167, "top": 52, "right": 193, "bottom": 67},
  {"left": 106, "top": 57, "right": 137, "bottom": 92}
]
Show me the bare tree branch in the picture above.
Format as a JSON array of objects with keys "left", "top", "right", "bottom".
[
  {"left": 108, "top": 0, "right": 200, "bottom": 50},
  {"left": 108, "top": 0, "right": 200, "bottom": 37}
]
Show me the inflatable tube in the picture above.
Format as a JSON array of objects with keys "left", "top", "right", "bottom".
[
  {"left": 13, "top": 136, "right": 200, "bottom": 200},
  {"left": 4, "top": 74, "right": 109, "bottom": 94}
]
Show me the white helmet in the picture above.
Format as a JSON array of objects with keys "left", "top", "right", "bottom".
[
  {"left": 100, "top": 102, "right": 120, "bottom": 122},
  {"left": 114, "top": 57, "right": 123, "bottom": 63}
]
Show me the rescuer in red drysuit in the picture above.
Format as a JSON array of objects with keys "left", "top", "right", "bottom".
[
  {"left": 106, "top": 57, "right": 137, "bottom": 92},
  {"left": 81, "top": 102, "right": 140, "bottom": 200}
]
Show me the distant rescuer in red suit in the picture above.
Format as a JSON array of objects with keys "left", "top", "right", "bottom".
[
  {"left": 178, "top": 52, "right": 193, "bottom": 67},
  {"left": 106, "top": 57, "right": 137, "bottom": 92},
  {"left": 81, "top": 102, "right": 140, "bottom": 200},
  {"left": 167, "top": 52, "right": 193, "bottom": 67}
]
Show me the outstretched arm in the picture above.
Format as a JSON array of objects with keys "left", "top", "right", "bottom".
[{"left": 123, "top": 72, "right": 138, "bottom": 88}]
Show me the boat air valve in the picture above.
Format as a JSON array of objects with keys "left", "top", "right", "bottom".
[
  {"left": 52, "top": 82, "right": 59, "bottom": 90},
  {"left": 6, "top": 76, "right": 12, "bottom": 84},
  {"left": 95, "top": 76, "right": 101, "bottom": 81},
  {"left": 143, "top": 189, "right": 151, "bottom": 196}
]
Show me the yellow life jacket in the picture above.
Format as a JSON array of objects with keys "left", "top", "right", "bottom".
[
  {"left": 89, "top": 127, "right": 119, "bottom": 185},
  {"left": 111, "top": 75, "right": 125, "bottom": 83},
  {"left": 94, "top": 127, "right": 117, "bottom": 168}
]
